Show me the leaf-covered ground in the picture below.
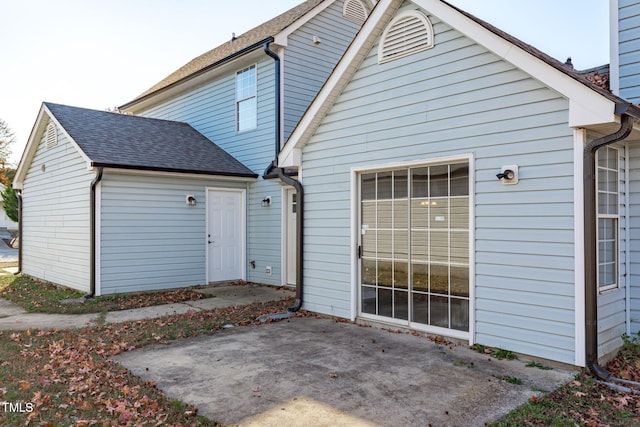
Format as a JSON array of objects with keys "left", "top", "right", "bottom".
[
  {"left": 0, "top": 297, "right": 295, "bottom": 426},
  {"left": 492, "top": 335, "right": 640, "bottom": 426},
  {"left": 0, "top": 275, "right": 214, "bottom": 314}
]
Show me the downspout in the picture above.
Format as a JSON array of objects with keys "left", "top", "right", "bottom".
[
  {"left": 85, "top": 167, "right": 103, "bottom": 299},
  {"left": 263, "top": 42, "right": 303, "bottom": 312},
  {"left": 584, "top": 114, "right": 640, "bottom": 383},
  {"left": 14, "top": 191, "right": 22, "bottom": 275}
]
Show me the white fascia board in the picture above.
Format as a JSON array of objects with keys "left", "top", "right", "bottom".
[
  {"left": 279, "top": 0, "right": 399, "bottom": 167},
  {"left": 42, "top": 106, "right": 94, "bottom": 169},
  {"left": 273, "top": 0, "right": 336, "bottom": 47},
  {"left": 610, "top": 0, "right": 621, "bottom": 96},
  {"left": 13, "top": 106, "right": 48, "bottom": 190},
  {"left": 124, "top": 49, "right": 266, "bottom": 115},
  {"left": 14, "top": 104, "right": 93, "bottom": 189},
  {"left": 101, "top": 167, "right": 258, "bottom": 183},
  {"left": 416, "top": 0, "right": 617, "bottom": 128}
]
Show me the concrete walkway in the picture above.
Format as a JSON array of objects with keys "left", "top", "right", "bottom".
[{"left": 0, "top": 284, "right": 294, "bottom": 330}]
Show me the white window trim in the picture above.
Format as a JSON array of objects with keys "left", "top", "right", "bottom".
[
  {"left": 596, "top": 146, "right": 620, "bottom": 293},
  {"left": 378, "top": 10, "right": 434, "bottom": 64},
  {"left": 236, "top": 64, "right": 258, "bottom": 133},
  {"left": 350, "top": 153, "right": 475, "bottom": 343}
]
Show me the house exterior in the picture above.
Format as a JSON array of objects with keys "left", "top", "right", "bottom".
[
  {"left": 15, "top": 0, "right": 640, "bottom": 367},
  {"left": 279, "top": 0, "right": 640, "bottom": 367},
  {"left": 14, "top": 0, "right": 369, "bottom": 293}
]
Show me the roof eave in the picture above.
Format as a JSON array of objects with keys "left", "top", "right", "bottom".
[
  {"left": 119, "top": 37, "right": 275, "bottom": 111},
  {"left": 92, "top": 162, "right": 258, "bottom": 180}
]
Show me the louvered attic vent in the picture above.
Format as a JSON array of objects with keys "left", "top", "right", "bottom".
[
  {"left": 343, "top": 0, "right": 368, "bottom": 23},
  {"left": 378, "top": 11, "right": 434, "bottom": 63},
  {"left": 46, "top": 122, "right": 57, "bottom": 148}
]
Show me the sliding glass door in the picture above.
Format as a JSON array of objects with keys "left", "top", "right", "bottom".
[{"left": 360, "top": 162, "right": 470, "bottom": 332}]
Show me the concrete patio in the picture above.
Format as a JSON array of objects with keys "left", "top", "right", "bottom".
[{"left": 114, "top": 316, "right": 575, "bottom": 426}]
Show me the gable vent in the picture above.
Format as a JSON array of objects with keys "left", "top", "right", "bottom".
[
  {"left": 46, "top": 122, "right": 58, "bottom": 149},
  {"left": 379, "top": 11, "right": 434, "bottom": 63},
  {"left": 343, "top": 0, "right": 368, "bottom": 23}
]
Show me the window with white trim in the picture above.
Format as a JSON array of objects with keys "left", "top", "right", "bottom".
[
  {"left": 378, "top": 10, "right": 434, "bottom": 63},
  {"left": 596, "top": 146, "right": 619, "bottom": 291},
  {"left": 236, "top": 65, "right": 257, "bottom": 132}
]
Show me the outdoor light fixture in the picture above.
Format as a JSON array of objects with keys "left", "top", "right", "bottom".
[
  {"left": 186, "top": 195, "right": 196, "bottom": 206},
  {"left": 496, "top": 165, "right": 519, "bottom": 185},
  {"left": 262, "top": 196, "right": 272, "bottom": 207}
]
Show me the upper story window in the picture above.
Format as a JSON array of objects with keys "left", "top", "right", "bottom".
[
  {"left": 236, "top": 65, "right": 257, "bottom": 132},
  {"left": 596, "top": 146, "right": 619, "bottom": 291},
  {"left": 343, "top": 0, "right": 368, "bottom": 24},
  {"left": 378, "top": 10, "right": 434, "bottom": 64}
]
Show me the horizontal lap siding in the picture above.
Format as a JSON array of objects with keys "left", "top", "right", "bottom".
[
  {"left": 630, "top": 142, "right": 640, "bottom": 334},
  {"left": 284, "top": 1, "right": 362, "bottom": 141},
  {"left": 137, "top": 59, "right": 283, "bottom": 286},
  {"left": 619, "top": 0, "right": 640, "bottom": 102},
  {"left": 22, "top": 120, "right": 94, "bottom": 292},
  {"left": 588, "top": 135, "right": 629, "bottom": 357},
  {"left": 99, "top": 173, "right": 246, "bottom": 294},
  {"left": 301, "top": 8, "right": 576, "bottom": 363}
]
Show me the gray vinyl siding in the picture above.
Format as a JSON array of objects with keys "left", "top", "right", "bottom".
[
  {"left": 283, "top": 0, "right": 362, "bottom": 141},
  {"left": 300, "top": 6, "right": 577, "bottom": 363},
  {"left": 133, "top": 59, "right": 283, "bottom": 286},
  {"left": 629, "top": 141, "right": 640, "bottom": 334},
  {"left": 21, "top": 119, "right": 94, "bottom": 292},
  {"left": 619, "top": 0, "right": 640, "bottom": 102},
  {"left": 99, "top": 172, "right": 247, "bottom": 294}
]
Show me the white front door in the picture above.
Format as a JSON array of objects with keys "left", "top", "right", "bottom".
[
  {"left": 286, "top": 188, "right": 297, "bottom": 285},
  {"left": 207, "top": 189, "right": 245, "bottom": 283}
]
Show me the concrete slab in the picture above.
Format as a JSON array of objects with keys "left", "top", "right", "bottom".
[
  {"left": 0, "top": 312, "right": 98, "bottom": 330},
  {"left": 114, "top": 317, "right": 575, "bottom": 426},
  {"left": 104, "top": 302, "right": 200, "bottom": 324},
  {"left": 0, "top": 298, "right": 26, "bottom": 318}
]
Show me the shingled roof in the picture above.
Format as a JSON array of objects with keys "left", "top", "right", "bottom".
[
  {"left": 45, "top": 102, "right": 257, "bottom": 178},
  {"left": 128, "top": 0, "right": 326, "bottom": 104}
]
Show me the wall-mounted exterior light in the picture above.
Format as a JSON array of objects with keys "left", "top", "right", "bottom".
[
  {"left": 186, "top": 195, "right": 196, "bottom": 206},
  {"left": 262, "top": 196, "right": 272, "bottom": 207},
  {"left": 496, "top": 165, "right": 519, "bottom": 185}
]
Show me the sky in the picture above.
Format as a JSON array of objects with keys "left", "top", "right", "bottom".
[{"left": 0, "top": 0, "right": 610, "bottom": 166}]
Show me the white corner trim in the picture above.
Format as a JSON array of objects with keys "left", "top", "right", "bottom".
[
  {"left": 350, "top": 167, "right": 359, "bottom": 321},
  {"left": 574, "top": 128, "right": 586, "bottom": 367},
  {"left": 610, "top": 0, "right": 621, "bottom": 96},
  {"left": 94, "top": 179, "right": 102, "bottom": 297}
]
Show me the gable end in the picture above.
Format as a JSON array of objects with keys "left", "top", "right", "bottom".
[
  {"left": 344, "top": 0, "right": 369, "bottom": 23},
  {"left": 378, "top": 9, "right": 434, "bottom": 63}
]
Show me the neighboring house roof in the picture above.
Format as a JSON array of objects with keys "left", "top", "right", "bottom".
[
  {"left": 14, "top": 103, "right": 257, "bottom": 188},
  {"left": 123, "top": 0, "right": 327, "bottom": 108},
  {"left": 280, "top": 0, "right": 640, "bottom": 167}
]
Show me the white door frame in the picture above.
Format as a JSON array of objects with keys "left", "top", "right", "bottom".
[
  {"left": 350, "top": 154, "right": 475, "bottom": 343},
  {"left": 282, "top": 186, "right": 297, "bottom": 286},
  {"left": 205, "top": 187, "right": 247, "bottom": 283}
]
